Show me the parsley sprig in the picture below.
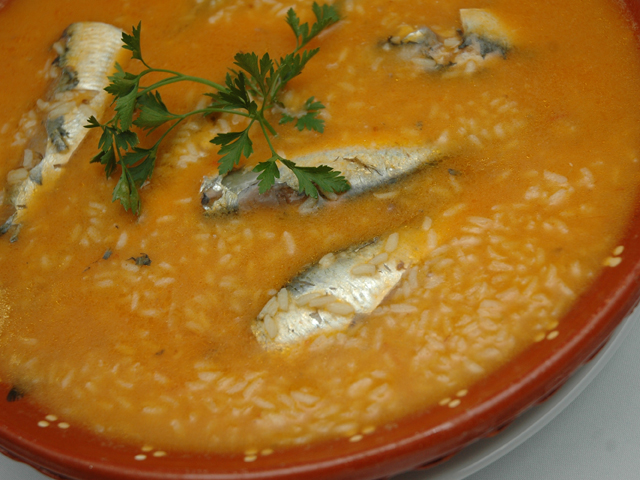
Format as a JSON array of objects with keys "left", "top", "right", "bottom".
[{"left": 86, "top": 3, "right": 349, "bottom": 214}]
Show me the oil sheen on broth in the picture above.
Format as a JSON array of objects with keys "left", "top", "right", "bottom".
[{"left": 0, "top": 0, "right": 640, "bottom": 454}]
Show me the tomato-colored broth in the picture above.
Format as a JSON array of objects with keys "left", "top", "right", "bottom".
[{"left": 0, "top": 0, "right": 639, "bottom": 455}]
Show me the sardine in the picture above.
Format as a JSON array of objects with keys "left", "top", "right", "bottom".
[
  {"left": 385, "top": 9, "right": 512, "bottom": 71},
  {"left": 200, "top": 145, "right": 443, "bottom": 216},
  {"left": 252, "top": 232, "right": 416, "bottom": 349},
  {"left": 1, "top": 22, "right": 126, "bottom": 240},
  {"left": 459, "top": 9, "right": 511, "bottom": 57}
]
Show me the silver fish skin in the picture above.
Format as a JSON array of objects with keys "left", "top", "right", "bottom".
[
  {"left": 1, "top": 22, "right": 126, "bottom": 240},
  {"left": 459, "top": 9, "right": 512, "bottom": 57},
  {"left": 386, "top": 9, "right": 512, "bottom": 71},
  {"left": 252, "top": 232, "right": 412, "bottom": 349},
  {"left": 200, "top": 145, "right": 442, "bottom": 216}
]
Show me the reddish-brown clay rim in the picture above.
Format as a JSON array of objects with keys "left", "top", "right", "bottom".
[{"left": 1, "top": 0, "right": 640, "bottom": 479}]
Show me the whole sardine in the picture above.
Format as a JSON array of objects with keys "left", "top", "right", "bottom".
[
  {"left": 1, "top": 22, "right": 126, "bottom": 240},
  {"left": 200, "top": 145, "right": 443, "bottom": 216},
  {"left": 386, "top": 9, "right": 512, "bottom": 71},
  {"left": 252, "top": 232, "right": 416, "bottom": 349}
]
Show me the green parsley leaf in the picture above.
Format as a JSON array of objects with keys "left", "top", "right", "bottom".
[
  {"left": 105, "top": 64, "right": 139, "bottom": 97},
  {"left": 281, "top": 159, "right": 350, "bottom": 198},
  {"left": 278, "top": 97, "right": 325, "bottom": 132},
  {"left": 277, "top": 48, "right": 319, "bottom": 84},
  {"left": 296, "top": 96, "right": 325, "bottom": 132},
  {"left": 233, "top": 52, "right": 273, "bottom": 98},
  {"left": 279, "top": 113, "right": 296, "bottom": 126},
  {"left": 112, "top": 166, "right": 141, "bottom": 213},
  {"left": 304, "top": 96, "right": 324, "bottom": 112},
  {"left": 285, "top": 9, "right": 303, "bottom": 44},
  {"left": 87, "top": 124, "right": 118, "bottom": 177},
  {"left": 91, "top": 145, "right": 116, "bottom": 178},
  {"left": 114, "top": 130, "right": 139, "bottom": 151},
  {"left": 211, "top": 129, "right": 254, "bottom": 174},
  {"left": 111, "top": 146, "right": 158, "bottom": 214},
  {"left": 310, "top": 2, "right": 341, "bottom": 39},
  {"left": 134, "top": 91, "right": 177, "bottom": 131},
  {"left": 85, "top": 115, "right": 102, "bottom": 129},
  {"left": 121, "top": 22, "right": 144, "bottom": 63},
  {"left": 286, "top": 2, "right": 340, "bottom": 46},
  {"left": 127, "top": 149, "right": 157, "bottom": 186},
  {"left": 113, "top": 87, "right": 138, "bottom": 131},
  {"left": 253, "top": 158, "right": 281, "bottom": 194},
  {"left": 207, "top": 72, "right": 257, "bottom": 114},
  {"left": 295, "top": 112, "right": 324, "bottom": 132}
]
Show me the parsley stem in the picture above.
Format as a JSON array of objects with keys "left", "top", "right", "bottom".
[
  {"left": 257, "top": 117, "right": 281, "bottom": 159},
  {"left": 261, "top": 116, "right": 278, "bottom": 137},
  {"left": 154, "top": 117, "right": 184, "bottom": 147},
  {"left": 178, "top": 107, "right": 255, "bottom": 121},
  {"left": 138, "top": 72, "right": 227, "bottom": 98}
]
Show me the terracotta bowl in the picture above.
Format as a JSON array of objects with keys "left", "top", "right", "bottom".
[{"left": 2, "top": 1, "right": 640, "bottom": 479}]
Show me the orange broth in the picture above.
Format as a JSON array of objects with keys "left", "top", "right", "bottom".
[{"left": 0, "top": 0, "right": 640, "bottom": 455}]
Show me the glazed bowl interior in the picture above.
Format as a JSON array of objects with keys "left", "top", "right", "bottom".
[{"left": 1, "top": 1, "right": 640, "bottom": 479}]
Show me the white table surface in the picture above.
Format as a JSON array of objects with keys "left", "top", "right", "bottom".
[{"left": 1, "top": 311, "right": 639, "bottom": 480}]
